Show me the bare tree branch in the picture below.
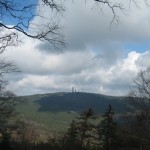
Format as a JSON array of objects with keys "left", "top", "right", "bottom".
[
  {"left": 0, "top": 59, "right": 20, "bottom": 75},
  {"left": 0, "top": 0, "right": 66, "bottom": 51},
  {"left": 42, "top": 0, "right": 65, "bottom": 12},
  {"left": 94, "top": 0, "right": 125, "bottom": 26},
  {"left": 93, "top": 0, "right": 150, "bottom": 27},
  {"left": 128, "top": 70, "right": 150, "bottom": 115}
]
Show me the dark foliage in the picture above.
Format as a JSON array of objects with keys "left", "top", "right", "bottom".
[
  {"left": 35, "top": 92, "right": 127, "bottom": 113},
  {"left": 0, "top": 105, "right": 150, "bottom": 150}
]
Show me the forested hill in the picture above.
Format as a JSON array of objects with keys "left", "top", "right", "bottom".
[
  {"left": 21, "top": 92, "right": 127, "bottom": 113},
  {"left": 16, "top": 92, "right": 128, "bottom": 130}
]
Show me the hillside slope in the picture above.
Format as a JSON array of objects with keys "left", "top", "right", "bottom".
[{"left": 16, "top": 92, "right": 127, "bottom": 131}]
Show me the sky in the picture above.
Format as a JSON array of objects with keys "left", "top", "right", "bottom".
[{"left": 2, "top": 0, "right": 150, "bottom": 96}]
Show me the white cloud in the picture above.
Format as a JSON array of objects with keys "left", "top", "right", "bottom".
[{"left": 5, "top": 47, "right": 150, "bottom": 96}]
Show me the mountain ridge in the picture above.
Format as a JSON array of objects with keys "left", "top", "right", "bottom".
[
  {"left": 19, "top": 92, "right": 127, "bottom": 113},
  {"left": 16, "top": 92, "right": 128, "bottom": 130}
]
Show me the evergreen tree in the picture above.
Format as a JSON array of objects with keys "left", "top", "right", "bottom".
[
  {"left": 65, "top": 108, "right": 97, "bottom": 150},
  {"left": 98, "top": 105, "right": 119, "bottom": 150},
  {"left": 76, "top": 108, "right": 97, "bottom": 149},
  {"left": 65, "top": 120, "right": 80, "bottom": 150}
]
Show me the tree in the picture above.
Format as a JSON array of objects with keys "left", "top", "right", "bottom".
[
  {"left": 128, "top": 70, "right": 150, "bottom": 113},
  {"left": 0, "top": 0, "right": 66, "bottom": 145},
  {"left": 97, "top": 104, "right": 119, "bottom": 150},
  {"left": 0, "top": 80, "right": 22, "bottom": 150},
  {"left": 65, "top": 108, "right": 96, "bottom": 150},
  {"left": 127, "top": 70, "right": 150, "bottom": 149},
  {"left": 0, "top": 59, "right": 20, "bottom": 149},
  {"left": 64, "top": 120, "right": 81, "bottom": 150},
  {"left": 66, "top": 120, "right": 78, "bottom": 142},
  {"left": 77, "top": 108, "right": 96, "bottom": 149}
]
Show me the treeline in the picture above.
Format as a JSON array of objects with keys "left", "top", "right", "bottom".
[{"left": 0, "top": 105, "right": 150, "bottom": 150}]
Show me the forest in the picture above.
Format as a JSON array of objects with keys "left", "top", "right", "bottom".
[{"left": 0, "top": 103, "right": 150, "bottom": 150}]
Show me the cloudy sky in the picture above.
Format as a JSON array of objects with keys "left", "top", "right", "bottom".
[{"left": 2, "top": 0, "right": 150, "bottom": 96}]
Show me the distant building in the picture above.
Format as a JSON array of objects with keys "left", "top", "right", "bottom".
[
  {"left": 72, "top": 87, "right": 74, "bottom": 93},
  {"left": 72, "top": 87, "right": 79, "bottom": 93}
]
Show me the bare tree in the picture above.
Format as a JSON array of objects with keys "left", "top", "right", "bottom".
[
  {"left": 0, "top": 59, "right": 20, "bottom": 142},
  {"left": 0, "top": 81, "right": 22, "bottom": 149},
  {"left": 128, "top": 70, "right": 150, "bottom": 114},
  {"left": 127, "top": 70, "right": 150, "bottom": 147}
]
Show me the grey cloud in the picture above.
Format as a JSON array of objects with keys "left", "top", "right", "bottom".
[
  {"left": 93, "top": 45, "right": 123, "bottom": 68},
  {"left": 37, "top": 0, "right": 150, "bottom": 64}
]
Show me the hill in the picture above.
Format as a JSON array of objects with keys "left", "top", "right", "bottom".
[{"left": 16, "top": 92, "right": 127, "bottom": 131}]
